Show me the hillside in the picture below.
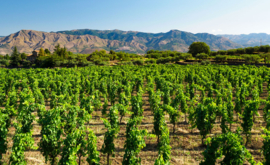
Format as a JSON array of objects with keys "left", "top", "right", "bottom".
[
  {"left": 0, "top": 29, "right": 242, "bottom": 55},
  {"left": 0, "top": 30, "right": 148, "bottom": 55},
  {"left": 58, "top": 29, "right": 242, "bottom": 52},
  {"left": 219, "top": 33, "right": 270, "bottom": 47}
]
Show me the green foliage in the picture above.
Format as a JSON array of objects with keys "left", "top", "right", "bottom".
[
  {"left": 133, "top": 59, "right": 144, "bottom": 65},
  {"left": 0, "top": 109, "right": 9, "bottom": 164},
  {"left": 39, "top": 48, "right": 45, "bottom": 56},
  {"left": 217, "top": 50, "right": 227, "bottom": 55},
  {"left": 101, "top": 118, "right": 119, "bottom": 165},
  {"left": 196, "top": 53, "right": 208, "bottom": 60},
  {"left": 153, "top": 108, "right": 165, "bottom": 143},
  {"left": 260, "top": 53, "right": 270, "bottom": 64},
  {"left": 191, "top": 98, "right": 217, "bottom": 144},
  {"left": 9, "top": 130, "right": 36, "bottom": 165},
  {"left": 145, "top": 59, "right": 156, "bottom": 64},
  {"left": 10, "top": 46, "right": 21, "bottom": 66},
  {"left": 17, "top": 89, "right": 36, "bottom": 133},
  {"left": 108, "top": 105, "right": 120, "bottom": 130},
  {"left": 241, "top": 100, "right": 258, "bottom": 146},
  {"left": 215, "top": 55, "right": 227, "bottom": 63},
  {"left": 20, "top": 53, "right": 27, "bottom": 60},
  {"left": 163, "top": 105, "right": 180, "bottom": 134},
  {"left": 241, "top": 54, "right": 260, "bottom": 64},
  {"left": 87, "top": 129, "right": 100, "bottom": 165},
  {"left": 62, "top": 104, "right": 91, "bottom": 134},
  {"left": 45, "top": 48, "right": 51, "bottom": 55},
  {"left": 200, "top": 129, "right": 257, "bottom": 165},
  {"left": 262, "top": 129, "right": 270, "bottom": 165},
  {"left": 188, "top": 42, "right": 211, "bottom": 57},
  {"left": 131, "top": 93, "right": 143, "bottom": 118},
  {"left": 38, "top": 106, "right": 63, "bottom": 165},
  {"left": 122, "top": 117, "right": 147, "bottom": 165},
  {"left": 59, "top": 130, "right": 81, "bottom": 165}
]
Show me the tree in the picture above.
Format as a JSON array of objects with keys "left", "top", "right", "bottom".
[
  {"left": 45, "top": 48, "right": 51, "bottom": 55},
  {"left": 20, "top": 53, "right": 27, "bottom": 60},
  {"left": 10, "top": 46, "right": 21, "bottom": 66},
  {"left": 53, "top": 44, "right": 68, "bottom": 59},
  {"left": 109, "top": 50, "right": 115, "bottom": 55},
  {"left": 4, "top": 54, "right": 9, "bottom": 60},
  {"left": 188, "top": 42, "right": 211, "bottom": 57},
  {"left": 39, "top": 48, "right": 45, "bottom": 56}
]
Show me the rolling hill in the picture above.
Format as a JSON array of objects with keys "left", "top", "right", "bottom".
[{"left": 0, "top": 29, "right": 242, "bottom": 55}]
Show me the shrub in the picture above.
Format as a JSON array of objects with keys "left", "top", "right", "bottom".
[
  {"left": 236, "top": 48, "right": 245, "bottom": 54},
  {"left": 241, "top": 55, "right": 260, "bottom": 64},
  {"left": 22, "top": 60, "right": 31, "bottom": 67},
  {"left": 119, "top": 61, "right": 133, "bottom": 65},
  {"left": 102, "top": 57, "right": 110, "bottom": 61},
  {"left": 99, "top": 61, "right": 109, "bottom": 66},
  {"left": 145, "top": 59, "right": 156, "bottom": 64},
  {"left": 93, "top": 59, "right": 102, "bottom": 65},
  {"left": 156, "top": 57, "right": 172, "bottom": 64},
  {"left": 227, "top": 49, "right": 237, "bottom": 55},
  {"left": 0, "top": 59, "right": 9, "bottom": 67},
  {"left": 210, "top": 51, "right": 218, "bottom": 56},
  {"left": 133, "top": 60, "right": 144, "bottom": 65},
  {"left": 54, "top": 61, "right": 62, "bottom": 67},
  {"left": 179, "top": 53, "right": 192, "bottom": 60},
  {"left": 201, "top": 60, "right": 211, "bottom": 65},
  {"left": 217, "top": 50, "right": 227, "bottom": 55},
  {"left": 215, "top": 55, "right": 227, "bottom": 63},
  {"left": 259, "top": 53, "right": 270, "bottom": 64},
  {"left": 196, "top": 53, "right": 208, "bottom": 60}
]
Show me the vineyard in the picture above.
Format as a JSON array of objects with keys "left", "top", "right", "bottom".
[{"left": 1, "top": 64, "right": 270, "bottom": 165}]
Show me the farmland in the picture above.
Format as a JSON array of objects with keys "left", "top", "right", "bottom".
[{"left": 1, "top": 64, "right": 270, "bottom": 165}]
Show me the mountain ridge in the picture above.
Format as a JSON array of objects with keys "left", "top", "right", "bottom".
[
  {"left": 0, "top": 29, "right": 242, "bottom": 55},
  {"left": 218, "top": 33, "right": 270, "bottom": 47}
]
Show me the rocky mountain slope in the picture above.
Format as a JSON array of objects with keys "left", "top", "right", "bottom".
[
  {"left": 58, "top": 29, "right": 242, "bottom": 52},
  {"left": 0, "top": 29, "right": 242, "bottom": 55},
  {"left": 219, "top": 33, "right": 270, "bottom": 47}
]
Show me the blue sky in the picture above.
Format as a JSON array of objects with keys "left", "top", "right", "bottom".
[{"left": 1, "top": 0, "right": 270, "bottom": 36}]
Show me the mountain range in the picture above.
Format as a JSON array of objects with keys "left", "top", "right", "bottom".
[
  {"left": 218, "top": 33, "right": 270, "bottom": 47},
  {"left": 0, "top": 29, "right": 266, "bottom": 55}
]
